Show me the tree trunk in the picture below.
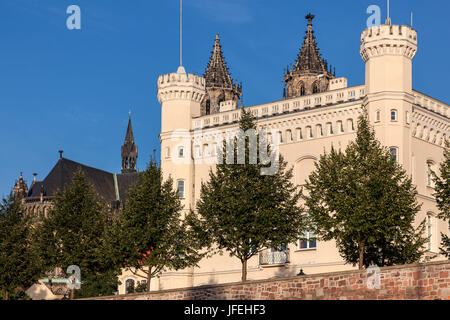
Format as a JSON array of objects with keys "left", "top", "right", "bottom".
[
  {"left": 146, "top": 267, "right": 152, "bottom": 292},
  {"left": 241, "top": 259, "right": 247, "bottom": 282},
  {"left": 70, "top": 277, "right": 75, "bottom": 300},
  {"left": 358, "top": 240, "right": 365, "bottom": 270},
  {"left": 5, "top": 290, "right": 9, "bottom": 301}
]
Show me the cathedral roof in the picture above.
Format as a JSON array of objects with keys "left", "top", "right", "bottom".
[
  {"left": 204, "top": 34, "right": 235, "bottom": 89},
  {"left": 28, "top": 157, "right": 139, "bottom": 203},
  {"left": 293, "top": 14, "right": 331, "bottom": 75}
]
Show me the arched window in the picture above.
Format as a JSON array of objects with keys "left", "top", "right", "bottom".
[
  {"left": 296, "top": 128, "right": 303, "bottom": 141},
  {"left": 347, "top": 119, "right": 354, "bottom": 131},
  {"left": 300, "top": 86, "right": 306, "bottom": 96},
  {"left": 375, "top": 110, "right": 381, "bottom": 123},
  {"left": 337, "top": 121, "right": 344, "bottom": 133},
  {"left": 316, "top": 124, "right": 323, "bottom": 138},
  {"left": 177, "top": 180, "right": 185, "bottom": 199},
  {"left": 165, "top": 147, "right": 171, "bottom": 158},
  {"left": 278, "top": 131, "right": 283, "bottom": 143},
  {"left": 295, "top": 156, "right": 317, "bottom": 186},
  {"left": 306, "top": 126, "right": 313, "bottom": 139},
  {"left": 298, "top": 82, "right": 306, "bottom": 96},
  {"left": 327, "top": 122, "right": 333, "bottom": 135},
  {"left": 312, "top": 82, "right": 320, "bottom": 94},
  {"left": 286, "top": 129, "right": 292, "bottom": 142},
  {"left": 390, "top": 109, "right": 398, "bottom": 121},
  {"left": 125, "top": 279, "right": 136, "bottom": 294}
]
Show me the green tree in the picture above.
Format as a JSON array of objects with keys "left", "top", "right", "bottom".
[
  {"left": 433, "top": 139, "right": 450, "bottom": 258},
  {"left": 0, "top": 193, "right": 42, "bottom": 300},
  {"left": 303, "top": 108, "right": 426, "bottom": 269},
  {"left": 194, "top": 109, "right": 305, "bottom": 281},
  {"left": 35, "top": 169, "right": 119, "bottom": 298},
  {"left": 107, "top": 159, "right": 205, "bottom": 292}
]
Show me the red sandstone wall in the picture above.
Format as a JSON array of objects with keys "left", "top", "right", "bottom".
[{"left": 88, "top": 261, "right": 450, "bottom": 300}]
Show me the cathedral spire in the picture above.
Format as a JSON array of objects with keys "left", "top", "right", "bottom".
[
  {"left": 204, "top": 34, "right": 234, "bottom": 89},
  {"left": 294, "top": 13, "right": 329, "bottom": 75},
  {"left": 202, "top": 34, "right": 242, "bottom": 115},
  {"left": 121, "top": 114, "right": 138, "bottom": 173},
  {"left": 283, "top": 14, "right": 335, "bottom": 99},
  {"left": 14, "top": 172, "right": 28, "bottom": 200}
]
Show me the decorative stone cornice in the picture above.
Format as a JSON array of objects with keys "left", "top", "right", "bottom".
[
  {"left": 360, "top": 25, "right": 417, "bottom": 62},
  {"left": 157, "top": 72, "right": 206, "bottom": 104}
]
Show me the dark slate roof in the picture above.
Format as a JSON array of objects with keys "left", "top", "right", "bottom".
[
  {"left": 116, "top": 172, "right": 141, "bottom": 202},
  {"left": 28, "top": 158, "right": 139, "bottom": 204}
]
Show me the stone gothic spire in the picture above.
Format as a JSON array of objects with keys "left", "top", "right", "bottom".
[
  {"left": 202, "top": 34, "right": 242, "bottom": 115},
  {"left": 121, "top": 114, "right": 138, "bottom": 173},
  {"left": 14, "top": 172, "right": 28, "bottom": 200},
  {"left": 283, "top": 14, "right": 335, "bottom": 99}
]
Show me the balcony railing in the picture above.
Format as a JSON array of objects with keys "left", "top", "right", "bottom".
[{"left": 259, "top": 249, "right": 290, "bottom": 266}]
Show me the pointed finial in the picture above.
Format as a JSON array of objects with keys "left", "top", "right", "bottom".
[
  {"left": 20, "top": 172, "right": 23, "bottom": 179},
  {"left": 129, "top": 110, "right": 131, "bottom": 118},
  {"left": 58, "top": 150, "right": 64, "bottom": 159}
]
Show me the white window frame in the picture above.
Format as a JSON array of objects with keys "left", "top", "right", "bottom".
[
  {"left": 390, "top": 109, "right": 398, "bottom": 121},
  {"left": 178, "top": 146, "right": 184, "bottom": 158},
  {"left": 297, "top": 231, "right": 317, "bottom": 250},
  {"left": 375, "top": 110, "right": 381, "bottom": 123},
  {"left": 389, "top": 147, "right": 399, "bottom": 163}
]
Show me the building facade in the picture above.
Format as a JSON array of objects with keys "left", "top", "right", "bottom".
[{"left": 115, "top": 14, "right": 450, "bottom": 294}]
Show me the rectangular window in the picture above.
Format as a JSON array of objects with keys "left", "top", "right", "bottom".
[
  {"left": 389, "top": 147, "right": 399, "bottom": 163},
  {"left": 177, "top": 180, "right": 185, "bottom": 198},
  {"left": 297, "top": 231, "right": 317, "bottom": 250},
  {"left": 178, "top": 147, "right": 184, "bottom": 158},
  {"left": 391, "top": 110, "right": 398, "bottom": 121}
]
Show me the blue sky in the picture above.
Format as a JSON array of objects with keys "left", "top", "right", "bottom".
[{"left": 0, "top": 0, "right": 449, "bottom": 197}]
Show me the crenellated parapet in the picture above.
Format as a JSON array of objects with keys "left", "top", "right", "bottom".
[
  {"left": 360, "top": 24, "right": 418, "bottom": 62},
  {"left": 157, "top": 71, "right": 206, "bottom": 104}
]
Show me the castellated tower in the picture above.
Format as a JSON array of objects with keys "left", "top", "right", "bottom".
[
  {"left": 360, "top": 23, "right": 418, "bottom": 172},
  {"left": 157, "top": 66, "right": 206, "bottom": 214}
]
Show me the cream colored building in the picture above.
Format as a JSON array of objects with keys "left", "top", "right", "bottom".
[{"left": 118, "top": 15, "right": 449, "bottom": 294}]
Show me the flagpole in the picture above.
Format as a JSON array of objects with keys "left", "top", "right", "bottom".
[{"left": 180, "top": 0, "right": 183, "bottom": 67}]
